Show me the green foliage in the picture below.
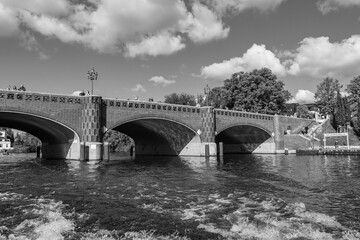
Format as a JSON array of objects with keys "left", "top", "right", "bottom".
[
  {"left": 4, "top": 128, "right": 14, "bottom": 144},
  {"left": 164, "top": 93, "right": 196, "bottom": 106},
  {"left": 333, "top": 90, "right": 351, "bottom": 130},
  {"left": 296, "top": 105, "right": 313, "bottom": 119},
  {"left": 13, "top": 132, "right": 40, "bottom": 152},
  {"left": 208, "top": 87, "right": 229, "bottom": 108},
  {"left": 221, "top": 68, "right": 291, "bottom": 114},
  {"left": 315, "top": 77, "right": 342, "bottom": 116},
  {"left": 356, "top": 100, "right": 360, "bottom": 135},
  {"left": 346, "top": 75, "right": 360, "bottom": 105},
  {"left": 346, "top": 75, "right": 360, "bottom": 135},
  {"left": 103, "top": 130, "right": 134, "bottom": 152}
]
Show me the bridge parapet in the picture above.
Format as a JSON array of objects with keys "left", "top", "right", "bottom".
[
  {"left": 215, "top": 109, "right": 274, "bottom": 121},
  {"left": 103, "top": 98, "right": 201, "bottom": 114},
  {"left": 0, "top": 90, "right": 84, "bottom": 104}
]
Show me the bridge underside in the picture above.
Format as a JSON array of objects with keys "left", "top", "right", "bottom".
[
  {"left": 111, "top": 119, "right": 198, "bottom": 156},
  {"left": 0, "top": 112, "right": 80, "bottom": 159},
  {"left": 216, "top": 125, "right": 274, "bottom": 154}
]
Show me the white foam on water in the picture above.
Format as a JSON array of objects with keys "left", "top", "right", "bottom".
[
  {"left": 195, "top": 192, "right": 360, "bottom": 240},
  {"left": 0, "top": 192, "right": 24, "bottom": 201},
  {"left": 80, "top": 229, "right": 191, "bottom": 240},
  {"left": 0, "top": 193, "right": 75, "bottom": 240}
]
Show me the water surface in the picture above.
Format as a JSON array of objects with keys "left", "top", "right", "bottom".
[{"left": 0, "top": 153, "right": 360, "bottom": 239}]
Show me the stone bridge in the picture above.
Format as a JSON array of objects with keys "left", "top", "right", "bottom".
[{"left": 0, "top": 90, "right": 315, "bottom": 160}]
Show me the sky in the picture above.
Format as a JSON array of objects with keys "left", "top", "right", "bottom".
[{"left": 1, "top": 0, "right": 360, "bottom": 104}]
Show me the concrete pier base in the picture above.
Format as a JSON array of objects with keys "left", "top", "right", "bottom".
[
  {"left": 103, "top": 142, "right": 109, "bottom": 162},
  {"left": 42, "top": 140, "right": 80, "bottom": 159},
  {"left": 85, "top": 142, "right": 102, "bottom": 160},
  {"left": 180, "top": 142, "right": 217, "bottom": 156}
]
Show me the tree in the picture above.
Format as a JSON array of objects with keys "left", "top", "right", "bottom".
[
  {"left": 103, "top": 130, "right": 133, "bottom": 152},
  {"left": 346, "top": 75, "right": 360, "bottom": 135},
  {"left": 13, "top": 132, "right": 40, "bottom": 152},
  {"left": 315, "top": 77, "right": 342, "bottom": 117},
  {"left": 164, "top": 93, "right": 196, "bottom": 106},
  {"left": 207, "top": 87, "right": 229, "bottom": 108},
  {"left": 296, "top": 105, "right": 313, "bottom": 118},
  {"left": 346, "top": 75, "right": 360, "bottom": 117},
  {"left": 333, "top": 89, "right": 351, "bottom": 130},
  {"left": 222, "top": 68, "right": 291, "bottom": 114}
]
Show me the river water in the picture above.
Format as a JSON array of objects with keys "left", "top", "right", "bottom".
[{"left": 1, "top": 153, "right": 360, "bottom": 240}]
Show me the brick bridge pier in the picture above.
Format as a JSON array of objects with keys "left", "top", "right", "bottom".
[{"left": 0, "top": 90, "right": 316, "bottom": 160}]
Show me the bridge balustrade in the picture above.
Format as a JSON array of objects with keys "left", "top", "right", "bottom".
[
  {"left": 215, "top": 109, "right": 274, "bottom": 121},
  {"left": 103, "top": 98, "right": 201, "bottom": 114},
  {"left": 0, "top": 90, "right": 83, "bottom": 105}
]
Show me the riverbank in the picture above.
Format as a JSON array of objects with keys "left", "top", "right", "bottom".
[{"left": 296, "top": 147, "right": 360, "bottom": 155}]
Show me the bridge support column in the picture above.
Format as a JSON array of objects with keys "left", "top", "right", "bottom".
[
  {"left": 81, "top": 96, "right": 104, "bottom": 160},
  {"left": 103, "top": 142, "right": 109, "bottom": 161},
  {"left": 273, "top": 114, "right": 284, "bottom": 153},
  {"left": 85, "top": 142, "right": 102, "bottom": 160},
  {"left": 198, "top": 107, "right": 217, "bottom": 156}
]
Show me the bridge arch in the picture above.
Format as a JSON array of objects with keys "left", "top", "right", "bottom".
[
  {"left": 216, "top": 123, "right": 273, "bottom": 153},
  {"left": 0, "top": 111, "right": 81, "bottom": 159},
  {"left": 106, "top": 116, "right": 199, "bottom": 156}
]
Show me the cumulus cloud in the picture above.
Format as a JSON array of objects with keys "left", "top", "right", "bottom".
[
  {"left": 0, "top": 0, "right": 235, "bottom": 57},
  {"left": 316, "top": 0, "right": 360, "bottom": 14},
  {"left": 149, "top": 76, "right": 176, "bottom": 87},
  {"left": 19, "top": 31, "right": 39, "bottom": 52},
  {"left": 125, "top": 31, "right": 185, "bottom": 57},
  {"left": 132, "top": 84, "right": 146, "bottom": 93},
  {"left": 181, "top": 1, "right": 229, "bottom": 43},
  {"left": 18, "top": 31, "right": 50, "bottom": 60},
  {"left": 201, "top": 35, "right": 360, "bottom": 81},
  {"left": 0, "top": 3, "right": 19, "bottom": 37},
  {"left": 288, "top": 90, "right": 316, "bottom": 104},
  {"left": 207, "top": 0, "right": 288, "bottom": 15},
  {"left": 0, "top": 0, "right": 70, "bottom": 16},
  {"left": 201, "top": 44, "right": 286, "bottom": 80},
  {"left": 288, "top": 35, "right": 360, "bottom": 79}
]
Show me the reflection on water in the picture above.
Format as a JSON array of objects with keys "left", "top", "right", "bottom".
[{"left": 0, "top": 153, "right": 360, "bottom": 239}]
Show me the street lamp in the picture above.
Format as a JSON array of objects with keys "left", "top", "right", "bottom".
[
  {"left": 87, "top": 67, "right": 98, "bottom": 95},
  {"left": 204, "top": 84, "right": 210, "bottom": 106}
]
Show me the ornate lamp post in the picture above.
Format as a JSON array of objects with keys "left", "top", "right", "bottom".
[
  {"left": 204, "top": 84, "right": 210, "bottom": 106},
  {"left": 87, "top": 67, "right": 98, "bottom": 95}
]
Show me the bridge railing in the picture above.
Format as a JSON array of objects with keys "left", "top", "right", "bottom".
[
  {"left": 103, "top": 98, "right": 202, "bottom": 114},
  {"left": 215, "top": 109, "right": 274, "bottom": 121},
  {"left": 0, "top": 90, "right": 84, "bottom": 105}
]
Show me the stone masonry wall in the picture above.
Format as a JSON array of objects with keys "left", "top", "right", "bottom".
[
  {"left": 103, "top": 98, "right": 203, "bottom": 133},
  {"left": 215, "top": 109, "right": 275, "bottom": 134},
  {"left": 0, "top": 90, "right": 84, "bottom": 136}
]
